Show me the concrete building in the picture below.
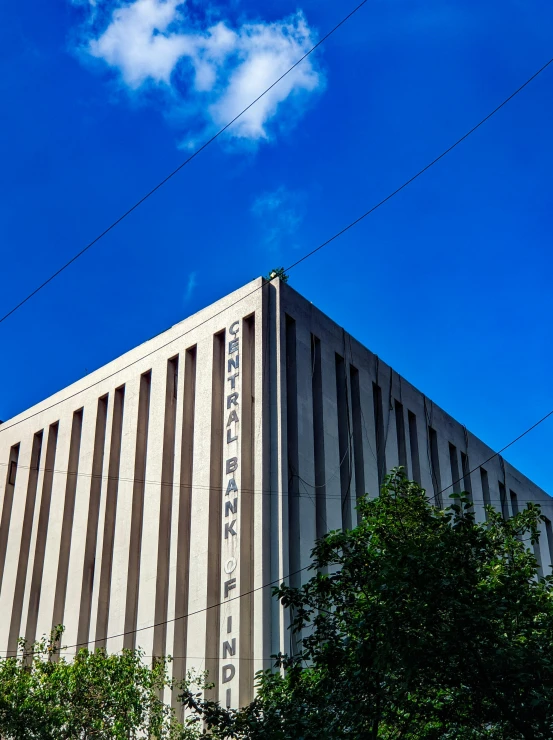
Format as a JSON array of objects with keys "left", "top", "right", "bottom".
[{"left": 1, "top": 277, "right": 552, "bottom": 708}]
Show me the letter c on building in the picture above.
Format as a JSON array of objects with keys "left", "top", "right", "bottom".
[{"left": 229, "top": 321, "right": 240, "bottom": 336}]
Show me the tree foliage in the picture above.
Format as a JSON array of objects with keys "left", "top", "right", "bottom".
[
  {"left": 0, "top": 628, "right": 197, "bottom": 739},
  {"left": 264, "top": 267, "right": 289, "bottom": 283},
  {"left": 3, "top": 472, "right": 553, "bottom": 738},
  {"left": 180, "top": 471, "right": 553, "bottom": 739}
]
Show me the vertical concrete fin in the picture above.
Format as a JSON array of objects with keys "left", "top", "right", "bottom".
[
  {"left": 284, "top": 315, "right": 299, "bottom": 595},
  {"left": 172, "top": 346, "right": 197, "bottom": 700},
  {"left": 350, "top": 365, "right": 365, "bottom": 524},
  {"left": 480, "top": 467, "right": 491, "bottom": 517},
  {"left": 205, "top": 331, "right": 225, "bottom": 700},
  {"left": 0, "top": 444, "right": 20, "bottom": 592},
  {"left": 123, "top": 373, "right": 151, "bottom": 650},
  {"left": 428, "top": 427, "right": 442, "bottom": 507},
  {"left": 153, "top": 356, "right": 179, "bottom": 659},
  {"left": 268, "top": 283, "right": 287, "bottom": 659},
  {"left": 394, "top": 400, "right": 408, "bottom": 474},
  {"left": 461, "top": 451, "right": 473, "bottom": 506},
  {"left": 25, "top": 423, "right": 58, "bottom": 646},
  {"left": 77, "top": 395, "right": 108, "bottom": 648},
  {"left": 498, "top": 481, "right": 509, "bottom": 520},
  {"left": 406, "top": 410, "right": 420, "bottom": 486},
  {"left": 95, "top": 386, "right": 125, "bottom": 648},
  {"left": 372, "top": 382, "right": 386, "bottom": 487},
  {"left": 449, "top": 444, "right": 461, "bottom": 495},
  {"left": 52, "top": 408, "right": 84, "bottom": 635},
  {"left": 311, "top": 335, "right": 326, "bottom": 540},
  {"left": 7, "top": 432, "right": 43, "bottom": 655},
  {"left": 239, "top": 314, "right": 255, "bottom": 706},
  {"left": 335, "top": 353, "right": 351, "bottom": 531}
]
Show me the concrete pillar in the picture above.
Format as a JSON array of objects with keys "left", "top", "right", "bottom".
[
  {"left": 184, "top": 337, "right": 214, "bottom": 683},
  {"left": 357, "top": 359, "right": 379, "bottom": 499},
  {"left": 135, "top": 360, "right": 168, "bottom": 658},
  {"left": 0, "top": 436, "right": 32, "bottom": 651},
  {"left": 269, "top": 285, "right": 289, "bottom": 659},
  {"left": 382, "top": 368, "right": 399, "bottom": 476},
  {"left": 62, "top": 404, "right": 101, "bottom": 654},
  {"left": 19, "top": 432, "right": 48, "bottom": 652},
  {"left": 254, "top": 289, "right": 271, "bottom": 675},
  {"left": 319, "top": 340, "right": 343, "bottom": 532},
  {"left": 104, "top": 378, "right": 140, "bottom": 654},
  {"left": 35, "top": 419, "right": 73, "bottom": 641},
  {"left": 294, "top": 321, "right": 317, "bottom": 583},
  {"left": 165, "top": 353, "right": 186, "bottom": 706}
]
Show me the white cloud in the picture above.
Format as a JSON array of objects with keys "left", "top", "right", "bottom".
[
  {"left": 205, "top": 17, "right": 320, "bottom": 140},
  {"left": 78, "top": 1, "right": 323, "bottom": 143},
  {"left": 251, "top": 186, "right": 305, "bottom": 252},
  {"left": 89, "top": 0, "right": 190, "bottom": 87},
  {"left": 184, "top": 270, "right": 197, "bottom": 301}
]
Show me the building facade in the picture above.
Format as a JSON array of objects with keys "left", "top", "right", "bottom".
[{"left": 1, "top": 277, "right": 551, "bottom": 708}]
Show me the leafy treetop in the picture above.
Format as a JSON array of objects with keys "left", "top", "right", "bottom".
[
  {"left": 180, "top": 471, "right": 553, "bottom": 739},
  {"left": 265, "top": 267, "right": 289, "bottom": 282}
]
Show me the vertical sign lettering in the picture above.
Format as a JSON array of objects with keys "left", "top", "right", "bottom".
[{"left": 222, "top": 320, "right": 240, "bottom": 706}]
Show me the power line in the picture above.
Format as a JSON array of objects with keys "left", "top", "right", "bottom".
[
  {"left": 0, "top": 279, "right": 264, "bottom": 435},
  {"left": 429, "top": 407, "right": 553, "bottom": 504},
  {"left": 0, "top": 446, "right": 353, "bottom": 497},
  {"left": 0, "top": 651, "right": 278, "bottom": 661},
  {"left": 0, "top": 432, "right": 547, "bottom": 668},
  {"left": 1, "top": 54, "right": 552, "bottom": 436},
  {"left": 90, "top": 413, "right": 553, "bottom": 647},
  {"left": 60, "top": 566, "right": 311, "bottom": 652},
  {"left": 284, "top": 55, "right": 553, "bottom": 273},
  {"left": 0, "top": 0, "right": 370, "bottom": 326},
  {"left": 8, "top": 404, "right": 549, "bottom": 656},
  {"left": 3, "top": 453, "right": 553, "bottom": 506}
]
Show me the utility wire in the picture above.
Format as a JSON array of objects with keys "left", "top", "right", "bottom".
[
  {"left": 1, "top": 53, "right": 552, "bottom": 436},
  {"left": 3, "top": 404, "right": 553, "bottom": 506},
  {"left": 0, "top": 279, "right": 264, "bottom": 435},
  {"left": 0, "top": 459, "right": 351, "bottom": 497},
  {"left": 60, "top": 566, "right": 311, "bottom": 652},
  {"left": 428, "top": 407, "right": 553, "bottom": 504},
  {"left": 8, "top": 404, "right": 551, "bottom": 657},
  {"left": 3, "top": 456, "right": 552, "bottom": 505},
  {"left": 0, "top": 650, "right": 279, "bottom": 660},
  {"left": 284, "top": 54, "right": 553, "bottom": 273},
  {"left": 0, "top": 0, "right": 370, "bottom": 326}
]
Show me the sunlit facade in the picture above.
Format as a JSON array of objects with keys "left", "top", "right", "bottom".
[{"left": 1, "top": 277, "right": 551, "bottom": 707}]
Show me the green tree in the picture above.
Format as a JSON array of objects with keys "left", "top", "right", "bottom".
[
  {"left": 0, "top": 628, "right": 197, "bottom": 739},
  {"left": 264, "top": 267, "right": 289, "bottom": 282},
  {"left": 180, "top": 470, "right": 553, "bottom": 739}
]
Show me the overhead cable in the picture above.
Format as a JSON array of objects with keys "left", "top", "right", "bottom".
[
  {"left": 0, "top": 0, "right": 370, "bottom": 326},
  {"left": 1, "top": 54, "right": 552, "bottom": 435},
  {"left": 40, "top": 405, "right": 553, "bottom": 651}
]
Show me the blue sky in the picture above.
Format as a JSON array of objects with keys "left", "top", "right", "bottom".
[{"left": 1, "top": 0, "right": 552, "bottom": 492}]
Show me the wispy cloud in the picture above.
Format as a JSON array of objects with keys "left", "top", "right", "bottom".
[
  {"left": 74, "top": 0, "right": 324, "bottom": 146},
  {"left": 251, "top": 186, "right": 305, "bottom": 254},
  {"left": 184, "top": 270, "right": 197, "bottom": 302}
]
